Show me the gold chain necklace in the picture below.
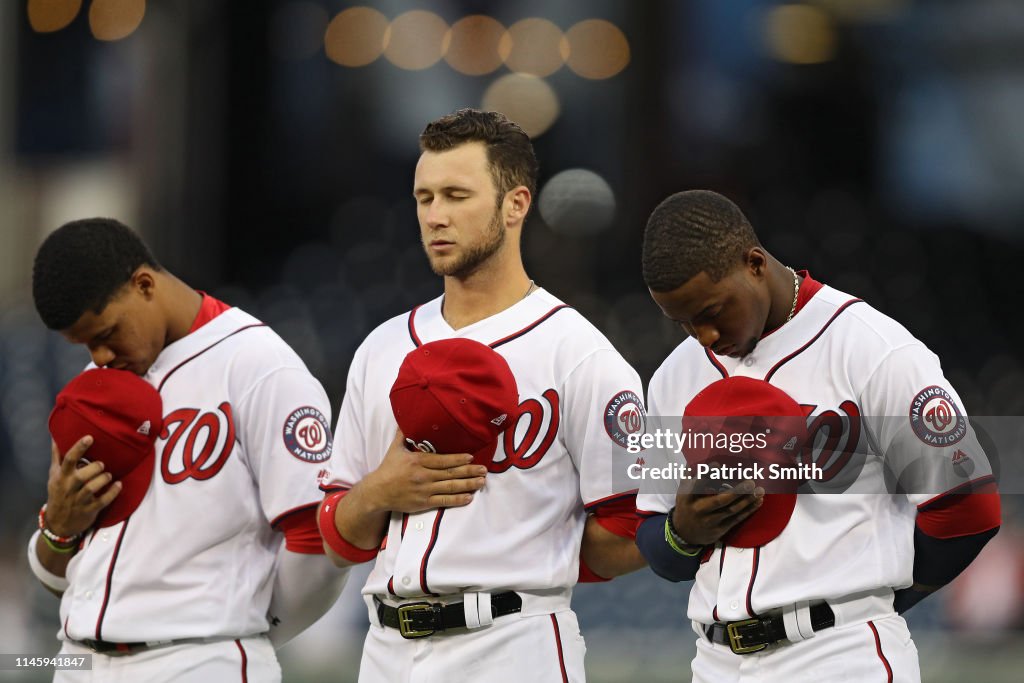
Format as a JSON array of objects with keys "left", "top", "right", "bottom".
[
  {"left": 522, "top": 279, "right": 536, "bottom": 300},
  {"left": 784, "top": 267, "right": 800, "bottom": 323}
]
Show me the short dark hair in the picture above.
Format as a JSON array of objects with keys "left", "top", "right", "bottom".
[
  {"left": 419, "top": 109, "right": 539, "bottom": 203},
  {"left": 642, "top": 190, "right": 760, "bottom": 292},
  {"left": 32, "top": 218, "right": 161, "bottom": 330}
]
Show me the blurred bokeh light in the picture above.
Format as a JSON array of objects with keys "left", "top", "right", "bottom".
[
  {"left": 383, "top": 10, "right": 448, "bottom": 71},
  {"left": 27, "top": 0, "right": 81, "bottom": 33},
  {"left": 565, "top": 19, "right": 631, "bottom": 80},
  {"left": 762, "top": 3, "right": 837, "bottom": 64},
  {"left": 324, "top": 6, "right": 388, "bottom": 67},
  {"left": 444, "top": 15, "right": 505, "bottom": 76},
  {"left": 88, "top": 0, "right": 145, "bottom": 42},
  {"left": 538, "top": 168, "right": 617, "bottom": 236},
  {"left": 481, "top": 73, "right": 560, "bottom": 138},
  {"left": 499, "top": 17, "right": 568, "bottom": 77}
]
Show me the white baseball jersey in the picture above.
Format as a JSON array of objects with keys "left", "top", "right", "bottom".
[
  {"left": 56, "top": 635, "right": 280, "bottom": 683},
  {"left": 58, "top": 307, "right": 334, "bottom": 644},
  {"left": 638, "top": 282, "right": 993, "bottom": 625},
  {"left": 324, "top": 288, "right": 645, "bottom": 610}
]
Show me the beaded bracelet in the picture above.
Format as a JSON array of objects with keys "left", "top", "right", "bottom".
[
  {"left": 41, "top": 533, "right": 78, "bottom": 554},
  {"left": 37, "top": 504, "right": 81, "bottom": 550},
  {"left": 664, "top": 507, "right": 704, "bottom": 557}
]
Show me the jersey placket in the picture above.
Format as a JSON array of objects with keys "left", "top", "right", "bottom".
[
  {"left": 716, "top": 545, "right": 760, "bottom": 621},
  {"left": 389, "top": 508, "right": 444, "bottom": 597}
]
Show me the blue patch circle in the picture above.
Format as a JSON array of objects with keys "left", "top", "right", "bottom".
[
  {"left": 283, "top": 406, "right": 333, "bottom": 462},
  {"left": 604, "top": 390, "right": 646, "bottom": 448},
  {"left": 909, "top": 386, "right": 966, "bottom": 447}
]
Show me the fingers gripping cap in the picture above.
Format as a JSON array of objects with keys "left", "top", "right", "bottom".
[
  {"left": 682, "top": 376, "right": 809, "bottom": 548},
  {"left": 390, "top": 339, "right": 519, "bottom": 467},
  {"left": 48, "top": 369, "right": 163, "bottom": 528}
]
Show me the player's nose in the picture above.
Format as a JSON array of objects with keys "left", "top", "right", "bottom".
[
  {"left": 694, "top": 325, "right": 719, "bottom": 348},
  {"left": 88, "top": 345, "right": 116, "bottom": 368},
  {"left": 424, "top": 199, "right": 449, "bottom": 229}
]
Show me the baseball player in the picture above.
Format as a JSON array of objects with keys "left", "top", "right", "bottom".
[
  {"left": 27, "top": 219, "right": 348, "bottom": 682},
  {"left": 318, "top": 109, "right": 647, "bottom": 682},
  {"left": 635, "top": 190, "right": 1001, "bottom": 682}
]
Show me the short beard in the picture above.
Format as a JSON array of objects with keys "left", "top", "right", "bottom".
[{"left": 425, "top": 208, "right": 506, "bottom": 278}]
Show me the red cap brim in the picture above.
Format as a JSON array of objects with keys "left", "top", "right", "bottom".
[
  {"left": 471, "top": 440, "right": 499, "bottom": 468},
  {"left": 48, "top": 397, "right": 157, "bottom": 529},
  {"left": 93, "top": 448, "right": 155, "bottom": 528},
  {"left": 723, "top": 493, "right": 797, "bottom": 548}
]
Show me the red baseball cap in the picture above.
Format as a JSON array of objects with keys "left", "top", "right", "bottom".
[
  {"left": 682, "top": 376, "right": 809, "bottom": 548},
  {"left": 48, "top": 368, "right": 163, "bottom": 528},
  {"left": 390, "top": 339, "right": 519, "bottom": 467}
]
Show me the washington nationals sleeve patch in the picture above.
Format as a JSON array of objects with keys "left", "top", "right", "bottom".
[
  {"left": 605, "top": 390, "right": 646, "bottom": 448},
  {"left": 909, "top": 386, "right": 967, "bottom": 446},
  {"left": 283, "top": 406, "right": 334, "bottom": 462}
]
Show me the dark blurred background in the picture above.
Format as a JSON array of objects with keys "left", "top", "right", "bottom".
[{"left": 1, "top": 1, "right": 1022, "bottom": 681}]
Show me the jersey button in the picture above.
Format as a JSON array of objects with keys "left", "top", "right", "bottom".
[
  {"left": 743, "top": 357, "right": 755, "bottom": 367},
  {"left": 735, "top": 548, "right": 744, "bottom": 554},
  {"left": 730, "top": 601, "right": 739, "bottom": 610},
  {"left": 401, "top": 577, "right": 411, "bottom": 586},
  {"left": 100, "top": 532, "right": 109, "bottom": 542},
  {"left": 84, "top": 591, "right": 93, "bottom": 599},
  {"left": 415, "top": 522, "right": 424, "bottom": 531}
]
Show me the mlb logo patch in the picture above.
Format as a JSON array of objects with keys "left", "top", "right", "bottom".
[{"left": 951, "top": 448, "right": 975, "bottom": 476}]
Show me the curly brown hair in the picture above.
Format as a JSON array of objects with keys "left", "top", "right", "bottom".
[{"left": 419, "top": 109, "right": 539, "bottom": 205}]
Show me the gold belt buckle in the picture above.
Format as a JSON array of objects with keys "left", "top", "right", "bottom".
[
  {"left": 726, "top": 618, "right": 768, "bottom": 655},
  {"left": 397, "top": 602, "right": 435, "bottom": 639}
]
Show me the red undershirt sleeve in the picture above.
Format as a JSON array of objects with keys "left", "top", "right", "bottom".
[
  {"left": 277, "top": 507, "right": 325, "bottom": 555},
  {"left": 579, "top": 494, "right": 640, "bottom": 583}
]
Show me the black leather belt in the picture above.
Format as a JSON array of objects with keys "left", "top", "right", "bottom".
[
  {"left": 376, "top": 592, "right": 523, "bottom": 639},
  {"left": 74, "top": 636, "right": 229, "bottom": 656},
  {"left": 705, "top": 603, "right": 835, "bottom": 655},
  {"left": 76, "top": 639, "right": 149, "bottom": 656}
]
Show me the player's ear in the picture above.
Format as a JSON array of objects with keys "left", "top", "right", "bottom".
[
  {"left": 130, "top": 267, "right": 157, "bottom": 300},
  {"left": 744, "top": 248, "right": 768, "bottom": 278},
  {"left": 505, "top": 186, "right": 531, "bottom": 224}
]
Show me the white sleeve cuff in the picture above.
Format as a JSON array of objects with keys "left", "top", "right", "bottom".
[
  {"left": 27, "top": 530, "right": 70, "bottom": 594},
  {"left": 267, "top": 550, "right": 349, "bottom": 648}
]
